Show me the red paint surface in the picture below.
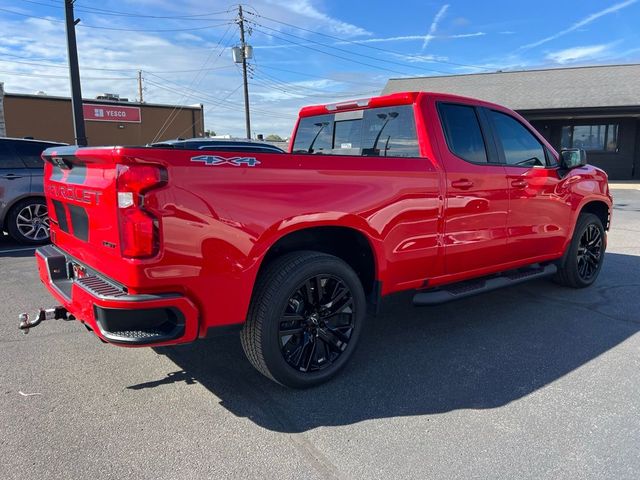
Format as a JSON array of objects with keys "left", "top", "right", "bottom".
[{"left": 40, "top": 92, "right": 612, "bottom": 346}]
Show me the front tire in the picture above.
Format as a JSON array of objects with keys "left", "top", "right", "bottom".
[
  {"left": 555, "top": 213, "right": 605, "bottom": 288},
  {"left": 6, "top": 198, "right": 50, "bottom": 245},
  {"left": 241, "top": 251, "right": 366, "bottom": 388}
]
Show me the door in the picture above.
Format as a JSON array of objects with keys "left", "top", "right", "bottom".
[
  {"left": 485, "top": 109, "right": 571, "bottom": 262},
  {"left": 0, "top": 140, "right": 32, "bottom": 217},
  {"left": 13, "top": 140, "right": 52, "bottom": 194},
  {"left": 436, "top": 102, "right": 510, "bottom": 276}
]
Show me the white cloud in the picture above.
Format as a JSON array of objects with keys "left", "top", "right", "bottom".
[
  {"left": 422, "top": 4, "right": 449, "bottom": 50},
  {"left": 521, "top": 0, "right": 638, "bottom": 49},
  {"left": 268, "top": 0, "right": 370, "bottom": 37},
  {"left": 546, "top": 43, "right": 612, "bottom": 64},
  {"left": 342, "top": 32, "right": 485, "bottom": 45},
  {"left": 0, "top": 1, "right": 387, "bottom": 138}
]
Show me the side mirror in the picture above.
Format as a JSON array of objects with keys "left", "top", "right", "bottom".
[{"left": 560, "top": 149, "right": 587, "bottom": 169}]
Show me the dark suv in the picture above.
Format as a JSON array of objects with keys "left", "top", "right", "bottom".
[{"left": 0, "top": 137, "right": 66, "bottom": 244}]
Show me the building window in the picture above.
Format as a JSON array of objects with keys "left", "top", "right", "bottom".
[{"left": 561, "top": 124, "right": 619, "bottom": 152}]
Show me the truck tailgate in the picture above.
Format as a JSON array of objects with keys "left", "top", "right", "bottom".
[{"left": 42, "top": 146, "right": 155, "bottom": 288}]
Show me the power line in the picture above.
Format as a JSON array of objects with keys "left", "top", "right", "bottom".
[
  {"left": 145, "top": 73, "right": 297, "bottom": 119},
  {"left": 248, "top": 20, "right": 453, "bottom": 76},
  {"left": 249, "top": 76, "right": 379, "bottom": 100},
  {"left": 0, "top": 70, "right": 135, "bottom": 80},
  {"left": 251, "top": 64, "right": 377, "bottom": 96},
  {"left": 0, "top": 7, "right": 233, "bottom": 32},
  {"left": 152, "top": 23, "right": 235, "bottom": 142},
  {"left": 246, "top": 11, "right": 494, "bottom": 72},
  {"left": 21, "top": 0, "right": 232, "bottom": 20},
  {"left": 146, "top": 76, "right": 297, "bottom": 120},
  {"left": 248, "top": 66, "right": 379, "bottom": 99},
  {"left": 145, "top": 78, "right": 295, "bottom": 121},
  {"left": 0, "top": 54, "right": 238, "bottom": 74},
  {"left": 254, "top": 64, "right": 385, "bottom": 89},
  {"left": 248, "top": 24, "right": 422, "bottom": 77},
  {"left": 174, "top": 83, "right": 244, "bottom": 140}
]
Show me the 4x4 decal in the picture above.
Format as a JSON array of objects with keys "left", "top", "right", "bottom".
[{"left": 190, "top": 155, "right": 261, "bottom": 167}]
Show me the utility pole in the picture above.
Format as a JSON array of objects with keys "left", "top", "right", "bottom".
[
  {"left": 137, "top": 70, "right": 144, "bottom": 103},
  {"left": 237, "top": 6, "right": 251, "bottom": 139},
  {"left": 64, "top": 0, "right": 87, "bottom": 146}
]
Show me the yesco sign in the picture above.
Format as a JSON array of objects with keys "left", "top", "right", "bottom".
[{"left": 83, "top": 104, "right": 141, "bottom": 123}]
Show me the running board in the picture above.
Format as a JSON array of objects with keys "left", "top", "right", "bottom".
[{"left": 413, "top": 264, "right": 557, "bottom": 306}]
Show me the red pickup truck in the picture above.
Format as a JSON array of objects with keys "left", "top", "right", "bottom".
[{"left": 22, "top": 91, "right": 612, "bottom": 388}]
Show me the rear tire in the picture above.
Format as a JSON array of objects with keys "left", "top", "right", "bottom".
[
  {"left": 6, "top": 198, "right": 50, "bottom": 245},
  {"left": 555, "top": 213, "right": 605, "bottom": 288},
  {"left": 241, "top": 251, "right": 366, "bottom": 388}
]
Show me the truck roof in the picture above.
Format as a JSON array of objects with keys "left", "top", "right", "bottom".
[{"left": 299, "top": 91, "right": 512, "bottom": 117}]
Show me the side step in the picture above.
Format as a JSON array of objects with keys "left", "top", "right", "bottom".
[{"left": 413, "top": 263, "right": 557, "bottom": 306}]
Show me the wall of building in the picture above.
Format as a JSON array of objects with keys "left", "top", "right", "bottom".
[
  {"left": 2, "top": 95, "right": 204, "bottom": 146},
  {"left": 529, "top": 116, "right": 638, "bottom": 180},
  {"left": 0, "top": 83, "right": 5, "bottom": 137}
]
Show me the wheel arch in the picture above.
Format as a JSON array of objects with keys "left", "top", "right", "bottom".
[
  {"left": 256, "top": 225, "right": 380, "bottom": 300},
  {"left": 560, "top": 196, "right": 612, "bottom": 258},
  {"left": 579, "top": 199, "right": 611, "bottom": 231}
]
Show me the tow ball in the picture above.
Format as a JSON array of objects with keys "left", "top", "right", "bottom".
[{"left": 18, "top": 307, "right": 74, "bottom": 334}]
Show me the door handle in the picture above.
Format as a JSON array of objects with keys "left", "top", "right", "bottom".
[
  {"left": 511, "top": 179, "right": 528, "bottom": 189},
  {"left": 451, "top": 179, "right": 474, "bottom": 190},
  {"left": 0, "top": 173, "right": 23, "bottom": 180}
]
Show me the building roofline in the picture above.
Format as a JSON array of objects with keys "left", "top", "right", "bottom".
[
  {"left": 2, "top": 91, "right": 203, "bottom": 110},
  {"left": 0, "top": 136, "right": 67, "bottom": 145},
  {"left": 386, "top": 62, "right": 640, "bottom": 82}
]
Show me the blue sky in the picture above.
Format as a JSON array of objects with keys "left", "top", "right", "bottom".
[{"left": 0, "top": 0, "right": 639, "bottom": 138}]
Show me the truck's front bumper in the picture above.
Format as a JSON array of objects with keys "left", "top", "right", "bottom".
[{"left": 36, "top": 245, "right": 199, "bottom": 346}]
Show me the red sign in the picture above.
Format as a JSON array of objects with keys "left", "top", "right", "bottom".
[{"left": 83, "top": 104, "right": 141, "bottom": 123}]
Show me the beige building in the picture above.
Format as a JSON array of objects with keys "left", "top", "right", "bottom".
[{"left": 0, "top": 88, "right": 204, "bottom": 146}]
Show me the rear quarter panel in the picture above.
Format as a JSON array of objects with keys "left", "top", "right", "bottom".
[{"left": 123, "top": 148, "right": 442, "bottom": 334}]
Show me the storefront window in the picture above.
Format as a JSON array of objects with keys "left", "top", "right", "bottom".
[{"left": 561, "top": 124, "right": 619, "bottom": 152}]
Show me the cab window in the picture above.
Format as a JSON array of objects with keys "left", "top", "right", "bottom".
[
  {"left": 292, "top": 114, "right": 334, "bottom": 154},
  {"left": 291, "top": 105, "right": 420, "bottom": 157},
  {"left": 489, "top": 110, "right": 546, "bottom": 167}
]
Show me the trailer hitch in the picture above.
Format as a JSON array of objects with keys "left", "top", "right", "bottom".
[{"left": 18, "top": 307, "right": 74, "bottom": 334}]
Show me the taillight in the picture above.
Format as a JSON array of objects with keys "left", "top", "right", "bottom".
[{"left": 116, "top": 164, "right": 167, "bottom": 258}]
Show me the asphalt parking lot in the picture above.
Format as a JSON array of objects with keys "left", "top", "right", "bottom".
[{"left": 1, "top": 188, "right": 638, "bottom": 480}]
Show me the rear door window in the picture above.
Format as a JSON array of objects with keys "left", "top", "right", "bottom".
[
  {"left": 13, "top": 141, "right": 50, "bottom": 169},
  {"left": 438, "top": 103, "right": 488, "bottom": 164},
  {"left": 0, "top": 141, "right": 26, "bottom": 168}
]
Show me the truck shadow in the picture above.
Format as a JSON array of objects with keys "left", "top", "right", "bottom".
[
  {"left": 148, "top": 252, "right": 639, "bottom": 433},
  {"left": 0, "top": 234, "right": 38, "bottom": 258}
]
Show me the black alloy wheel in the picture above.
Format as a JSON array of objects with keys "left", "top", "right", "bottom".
[
  {"left": 576, "top": 223, "right": 603, "bottom": 282},
  {"left": 279, "top": 275, "right": 355, "bottom": 373},
  {"left": 241, "top": 251, "right": 366, "bottom": 388},
  {"left": 555, "top": 213, "right": 606, "bottom": 288}
]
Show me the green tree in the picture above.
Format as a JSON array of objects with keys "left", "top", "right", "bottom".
[{"left": 265, "top": 134, "right": 284, "bottom": 142}]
